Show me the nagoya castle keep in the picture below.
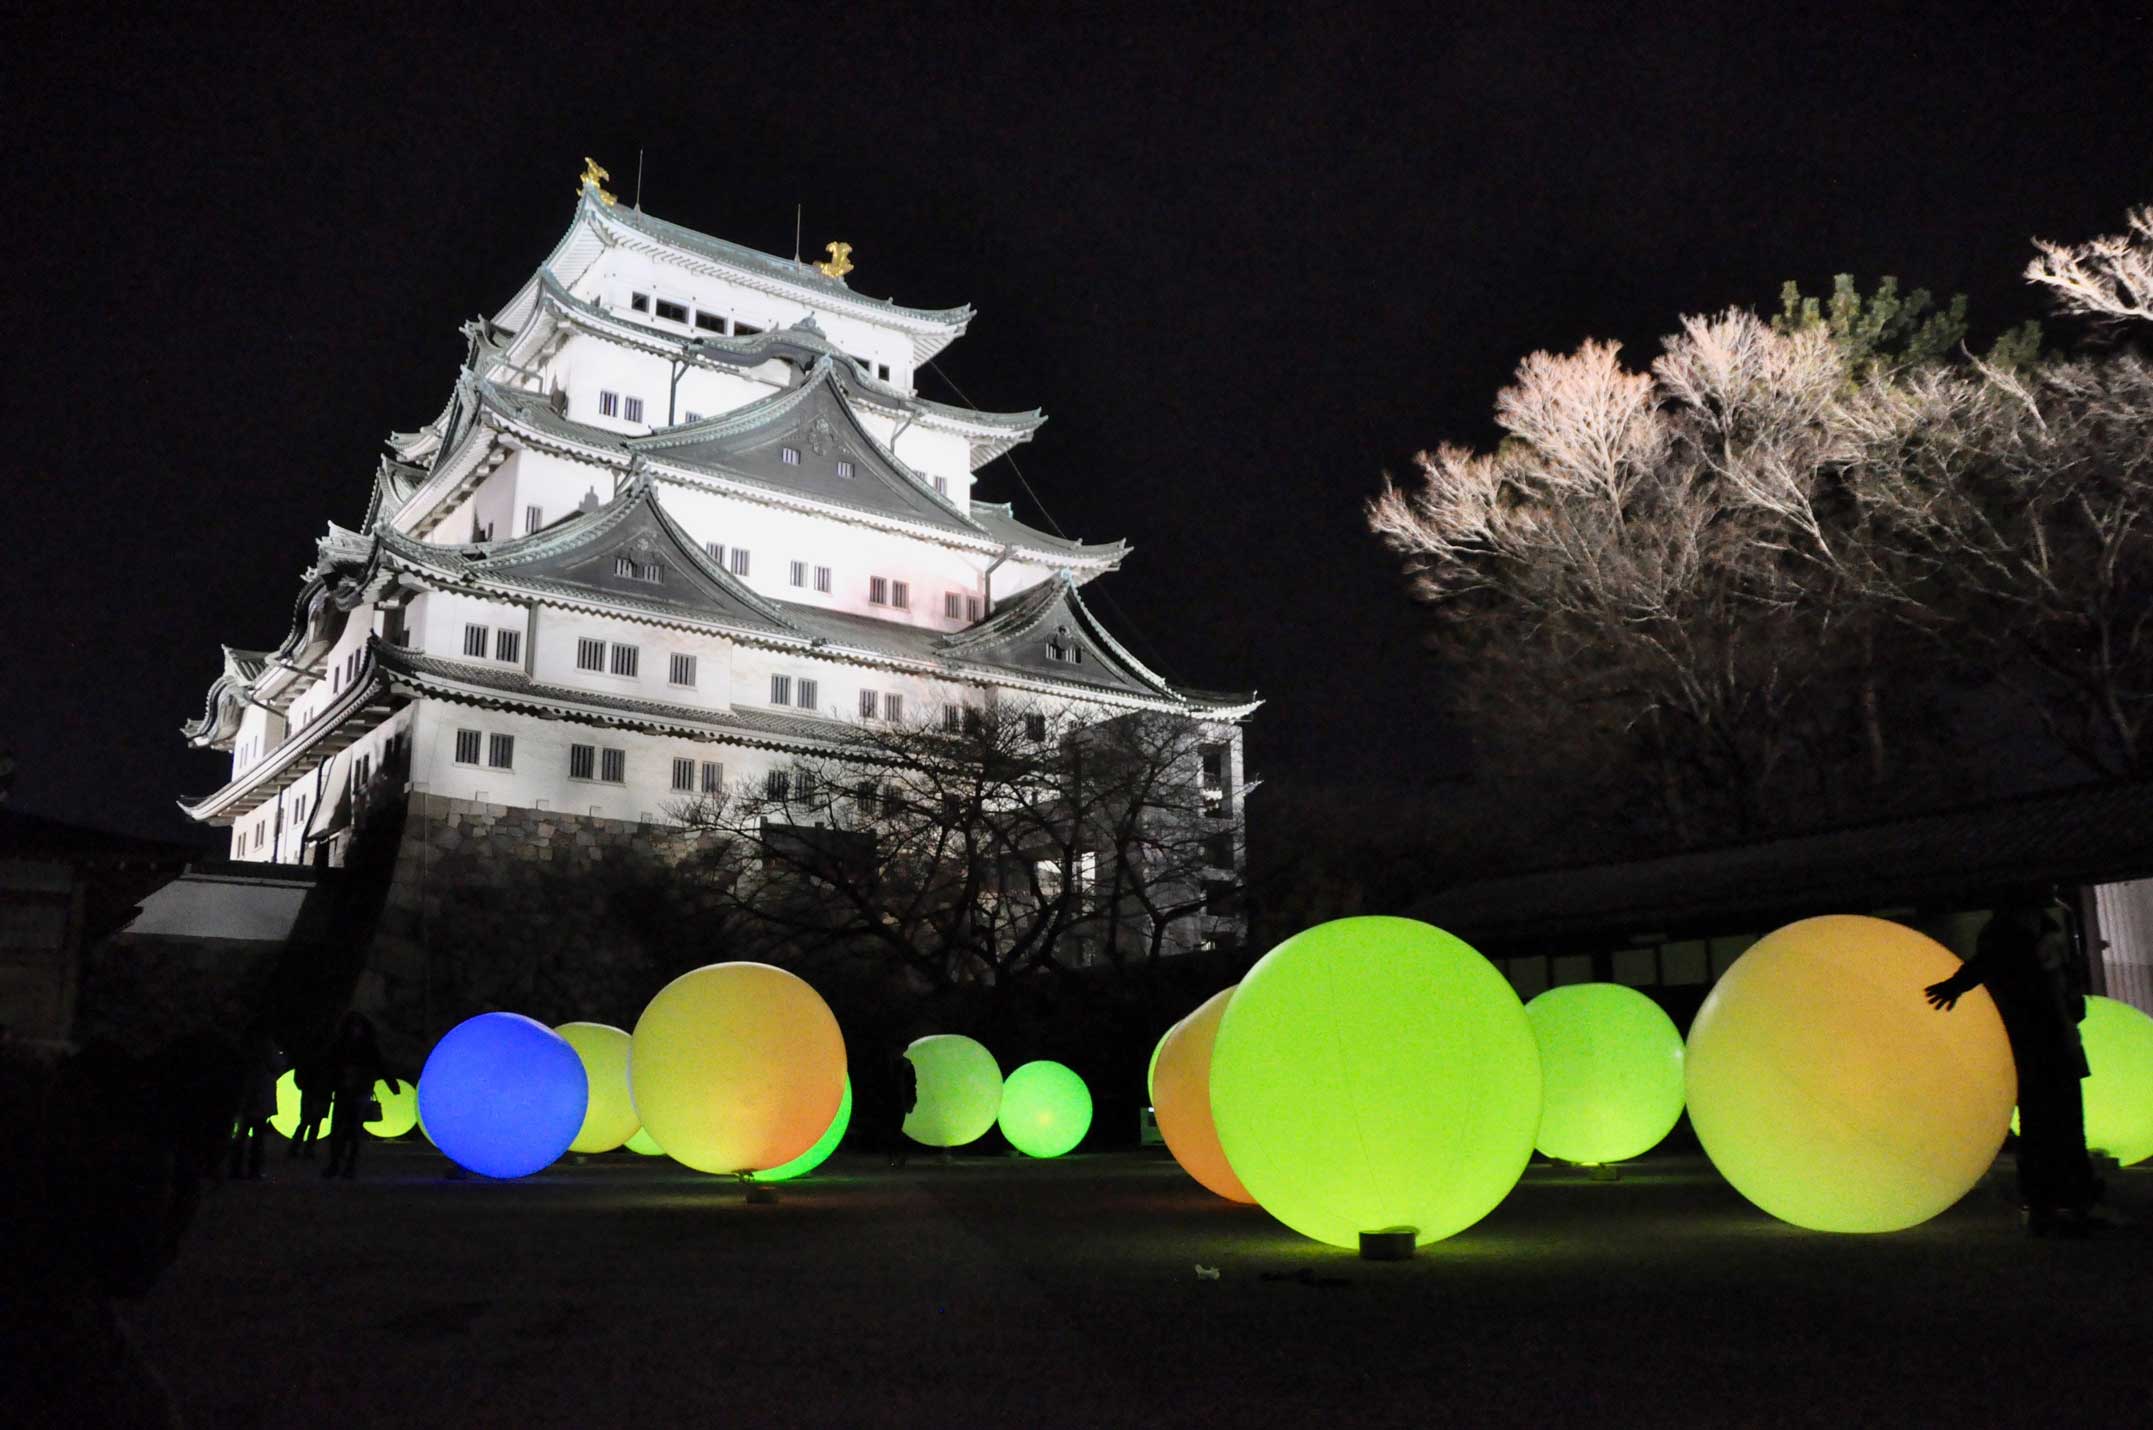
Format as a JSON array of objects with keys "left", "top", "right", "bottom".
[{"left": 181, "top": 164, "right": 1256, "bottom": 902}]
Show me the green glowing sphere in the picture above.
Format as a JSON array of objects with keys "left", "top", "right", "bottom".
[
  {"left": 998, "top": 1061, "right": 1092, "bottom": 1158},
  {"left": 555, "top": 1021, "right": 640, "bottom": 1154},
  {"left": 364, "top": 1078, "right": 418, "bottom": 1138},
  {"left": 903, "top": 1035, "right": 1003, "bottom": 1147},
  {"left": 1687, "top": 915, "right": 2015, "bottom": 1233},
  {"left": 1525, "top": 983, "right": 1686, "bottom": 1165},
  {"left": 270, "top": 1069, "right": 331, "bottom": 1138},
  {"left": 623, "top": 1125, "right": 664, "bottom": 1156},
  {"left": 1152, "top": 987, "right": 1254, "bottom": 1203},
  {"left": 630, "top": 963, "right": 848, "bottom": 1175},
  {"left": 2081, "top": 995, "right": 2153, "bottom": 1166},
  {"left": 1210, "top": 917, "right": 1542, "bottom": 1249},
  {"left": 754, "top": 1077, "right": 853, "bottom": 1182}
]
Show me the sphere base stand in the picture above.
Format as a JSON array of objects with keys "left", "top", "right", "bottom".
[{"left": 1359, "top": 1227, "right": 1417, "bottom": 1260}]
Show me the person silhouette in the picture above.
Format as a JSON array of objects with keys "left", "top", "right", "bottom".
[
  {"left": 319, "top": 1013, "right": 399, "bottom": 1180},
  {"left": 289, "top": 1044, "right": 331, "bottom": 1160},
  {"left": 1925, "top": 899, "right": 2099, "bottom": 1235},
  {"left": 227, "top": 1022, "right": 281, "bottom": 1181}
]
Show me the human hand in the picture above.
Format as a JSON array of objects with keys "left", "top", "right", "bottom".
[{"left": 1924, "top": 981, "right": 1959, "bottom": 1012}]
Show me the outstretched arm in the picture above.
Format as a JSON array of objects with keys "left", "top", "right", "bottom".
[{"left": 1925, "top": 962, "right": 1982, "bottom": 1012}]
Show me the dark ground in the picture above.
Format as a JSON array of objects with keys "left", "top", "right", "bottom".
[{"left": 119, "top": 1144, "right": 2149, "bottom": 1428}]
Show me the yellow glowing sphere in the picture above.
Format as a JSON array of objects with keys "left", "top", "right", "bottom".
[
  {"left": 270, "top": 1069, "right": 331, "bottom": 1139},
  {"left": 1152, "top": 987, "right": 1254, "bottom": 1203},
  {"left": 1686, "top": 915, "right": 2015, "bottom": 1232},
  {"left": 1210, "top": 917, "right": 1543, "bottom": 1249},
  {"left": 555, "top": 1021, "right": 640, "bottom": 1154},
  {"left": 1524, "top": 983, "right": 1686, "bottom": 1165},
  {"left": 624, "top": 1125, "right": 664, "bottom": 1156},
  {"left": 629, "top": 962, "right": 847, "bottom": 1175},
  {"left": 364, "top": 1079, "right": 418, "bottom": 1138},
  {"left": 903, "top": 1035, "right": 1003, "bottom": 1147}
]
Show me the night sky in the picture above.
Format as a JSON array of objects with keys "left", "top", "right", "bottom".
[{"left": 5, "top": 7, "right": 2148, "bottom": 844}]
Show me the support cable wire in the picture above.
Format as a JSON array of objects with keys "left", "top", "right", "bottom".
[{"left": 923, "top": 358, "right": 1186, "bottom": 689}]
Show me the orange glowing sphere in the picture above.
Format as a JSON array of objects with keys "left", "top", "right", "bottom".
[{"left": 1152, "top": 987, "right": 1254, "bottom": 1203}]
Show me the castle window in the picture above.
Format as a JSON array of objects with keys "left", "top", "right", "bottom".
[
  {"left": 569, "top": 743, "right": 596, "bottom": 780},
  {"left": 683, "top": 411, "right": 702, "bottom": 423},
  {"left": 654, "top": 299, "right": 688, "bottom": 324},
  {"left": 672, "top": 757, "right": 696, "bottom": 792},
  {"left": 630, "top": 292, "right": 650, "bottom": 313},
  {"left": 967, "top": 596, "right": 982, "bottom": 621},
  {"left": 859, "top": 689, "right": 878, "bottom": 719},
  {"left": 700, "top": 761, "right": 723, "bottom": 793},
  {"left": 730, "top": 548, "right": 751, "bottom": 578},
  {"left": 705, "top": 541, "right": 725, "bottom": 565},
  {"left": 869, "top": 577, "right": 889, "bottom": 605},
  {"left": 891, "top": 581, "right": 910, "bottom": 610},
  {"left": 615, "top": 556, "right": 635, "bottom": 576},
  {"left": 878, "top": 363, "right": 891, "bottom": 381},
  {"left": 770, "top": 674, "right": 792, "bottom": 705},
  {"left": 837, "top": 459, "right": 855, "bottom": 479},
  {"left": 454, "top": 729, "right": 481, "bottom": 765},
  {"left": 790, "top": 560, "right": 807, "bottom": 588},
  {"left": 1026, "top": 713, "right": 1048, "bottom": 741},
  {"left": 600, "top": 748, "right": 626, "bottom": 783},
  {"left": 669, "top": 653, "right": 697, "bottom": 687},
  {"left": 521, "top": 504, "right": 542, "bottom": 535},
  {"left": 463, "top": 623, "right": 488, "bottom": 658},
  {"left": 944, "top": 592, "right": 962, "bottom": 619},
  {"left": 780, "top": 446, "right": 800, "bottom": 466},
  {"left": 624, "top": 396, "right": 645, "bottom": 424},
  {"left": 600, "top": 391, "right": 620, "bottom": 418},
  {"left": 694, "top": 310, "right": 724, "bottom": 334},
  {"left": 487, "top": 734, "right": 514, "bottom": 770},
  {"left": 943, "top": 705, "right": 962, "bottom": 733},
  {"left": 609, "top": 643, "right": 639, "bottom": 678},
  {"left": 796, "top": 678, "right": 819, "bottom": 710},
  {"left": 734, "top": 321, "right": 763, "bottom": 338},
  {"left": 765, "top": 769, "right": 791, "bottom": 800},
  {"left": 934, "top": 477, "right": 949, "bottom": 497},
  {"left": 883, "top": 692, "right": 904, "bottom": 722},
  {"left": 814, "top": 565, "right": 832, "bottom": 593},
  {"left": 494, "top": 629, "right": 522, "bottom": 664},
  {"left": 642, "top": 563, "right": 662, "bottom": 584},
  {"left": 576, "top": 638, "right": 606, "bottom": 672}
]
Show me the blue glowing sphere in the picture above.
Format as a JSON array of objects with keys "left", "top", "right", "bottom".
[{"left": 417, "top": 1012, "right": 589, "bottom": 1179}]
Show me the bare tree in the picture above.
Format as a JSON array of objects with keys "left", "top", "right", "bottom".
[
  {"left": 664, "top": 702, "right": 1245, "bottom": 1020},
  {"left": 2026, "top": 205, "right": 2153, "bottom": 326}
]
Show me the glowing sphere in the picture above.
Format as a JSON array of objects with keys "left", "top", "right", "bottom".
[
  {"left": 1152, "top": 987, "right": 1254, "bottom": 1203},
  {"left": 624, "top": 1126, "right": 664, "bottom": 1156},
  {"left": 1686, "top": 915, "right": 2014, "bottom": 1232},
  {"left": 418, "top": 1013, "right": 589, "bottom": 1179},
  {"left": 754, "top": 1077, "right": 853, "bottom": 1182},
  {"left": 998, "top": 1061, "right": 1093, "bottom": 1158},
  {"left": 1147, "top": 1023, "right": 1176, "bottom": 1104},
  {"left": 903, "top": 1035, "right": 1003, "bottom": 1147},
  {"left": 269, "top": 1069, "right": 331, "bottom": 1138},
  {"left": 364, "top": 1078, "right": 418, "bottom": 1138},
  {"left": 555, "top": 1022, "right": 640, "bottom": 1154},
  {"left": 1210, "top": 917, "right": 1542, "bottom": 1249},
  {"left": 1525, "top": 983, "right": 1686, "bottom": 1165},
  {"left": 630, "top": 962, "right": 847, "bottom": 1174},
  {"left": 2081, "top": 995, "right": 2153, "bottom": 1166}
]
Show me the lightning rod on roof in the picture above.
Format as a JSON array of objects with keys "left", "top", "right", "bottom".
[
  {"left": 794, "top": 203, "right": 803, "bottom": 263},
  {"left": 635, "top": 148, "right": 645, "bottom": 212}
]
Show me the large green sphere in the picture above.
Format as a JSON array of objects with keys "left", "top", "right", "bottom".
[
  {"left": 2081, "top": 995, "right": 2153, "bottom": 1166},
  {"left": 364, "top": 1078, "right": 418, "bottom": 1138},
  {"left": 998, "top": 1061, "right": 1092, "bottom": 1158},
  {"left": 1686, "top": 916, "right": 2015, "bottom": 1232},
  {"left": 270, "top": 1069, "right": 331, "bottom": 1139},
  {"left": 1209, "top": 917, "right": 1542, "bottom": 1249},
  {"left": 555, "top": 1022, "right": 640, "bottom": 1154},
  {"left": 753, "top": 1077, "right": 853, "bottom": 1182},
  {"left": 1525, "top": 983, "right": 1686, "bottom": 1164},
  {"left": 903, "top": 1035, "right": 1002, "bottom": 1147}
]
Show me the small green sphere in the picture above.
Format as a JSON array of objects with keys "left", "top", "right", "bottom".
[
  {"left": 903, "top": 1035, "right": 1003, "bottom": 1148},
  {"left": 998, "top": 1061, "right": 1092, "bottom": 1158},
  {"left": 364, "top": 1078, "right": 418, "bottom": 1138},
  {"left": 1210, "top": 917, "right": 1542, "bottom": 1249},
  {"left": 1525, "top": 983, "right": 1686, "bottom": 1165},
  {"left": 2081, "top": 995, "right": 2153, "bottom": 1166},
  {"left": 754, "top": 1077, "right": 853, "bottom": 1182}
]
